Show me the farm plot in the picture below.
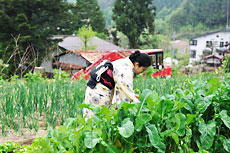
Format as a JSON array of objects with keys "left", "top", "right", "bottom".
[
  {"left": 0, "top": 79, "right": 86, "bottom": 139},
  {"left": 0, "top": 73, "right": 230, "bottom": 152}
]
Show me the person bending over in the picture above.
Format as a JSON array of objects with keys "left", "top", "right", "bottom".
[{"left": 83, "top": 50, "right": 151, "bottom": 118}]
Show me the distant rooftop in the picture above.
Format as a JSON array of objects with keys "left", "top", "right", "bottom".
[{"left": 53, "top": 35, "right": 124, "bottom": 51}]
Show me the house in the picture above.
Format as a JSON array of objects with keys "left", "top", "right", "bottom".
[
  {"left": 189, "top": 29, "right": 230, "bottom": 65},
  {"left": 204, "top": 54, "right": 224, "bottom": 66},
  {"left": 40, "top": 35, "right": 124, "bottom": 75},
  {"left": 52, "top": 50, "right": 132, "bottom": 75}
]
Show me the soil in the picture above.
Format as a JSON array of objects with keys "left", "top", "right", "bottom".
[
  {"left": 0, "top": 115, "right": 51, "bottom": 145},
  {"left": 0, "top": 127, "right": 48, "bottom": 145}
]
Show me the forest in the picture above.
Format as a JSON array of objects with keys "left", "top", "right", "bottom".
[
  {"left": 98, "top": 0, "right": 230, "bottom": 35},
  {"left": 1, "top": 0, "right": 230, "bottom": 77}
]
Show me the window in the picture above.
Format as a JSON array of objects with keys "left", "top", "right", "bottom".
[
  {"left": 150, "top": 54, "right": 156, "bottom": 66},
  {"left": 190, "top": 40, "right": 197, "bottom": 46},
  {"left": 220, "top": 42, "right": 224, "bottom": 47},
  {"left": 190, "top": 50, "right": 196, "bottom": 58},
  {"left": 206, "top": 41, "right": 212, "bottom": 47}
]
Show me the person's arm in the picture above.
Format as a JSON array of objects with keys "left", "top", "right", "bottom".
[
  {"left": 113, "top": 66, "right": 139, "bottom": 103},
  {"left": 116, "top": 80, "right": 139, "bottom": 102}
]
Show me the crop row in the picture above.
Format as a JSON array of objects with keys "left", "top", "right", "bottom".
[{"left": 1, "top": 73, "right": 230, "bottom": 152}]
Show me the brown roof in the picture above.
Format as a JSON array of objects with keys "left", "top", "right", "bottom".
[
  {"left": 66, "top": 49, "right": 164, "bottom": 64},
  {"left": 53, "top": 62, "right": 83, "bottom": 70},
  {"left": 69, "top": 50, "right": 134, "bottom": 63},
  {"left": 204, "top": 54, "right": 224, "bottom": 60}
]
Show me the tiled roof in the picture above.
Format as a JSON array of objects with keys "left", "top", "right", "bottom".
[
  {"left": 53, "top": 62, "right": 83, "bottom": 70},
  {"left": 204, "top": 54, "right": 224, "bottom": 60},
  {"left": 69, "top": 50, "right": 134, "bottom": 63},
  {"left": 64, "top": 49, "right": 164, "bottom": 64}
]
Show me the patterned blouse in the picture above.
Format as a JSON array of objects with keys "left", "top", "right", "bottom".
[{"left": 84, "top": 57, "right": 139, "bottom": 111}]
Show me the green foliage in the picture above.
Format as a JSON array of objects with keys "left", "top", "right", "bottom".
[
  {"left": 113, "top": 0, "right": 156, "bottom": 48},
  {"left": 8, "top": 74, "right": 230, "bottom": 152},
  {"left": 138, "top": 32, "right": 171, "bottom": 50},
  {"left": 67, "top": 0, "right": 106, "bottom": 34},
  {"left": 165, "top": 0, "right": 227, "bottom": 34},
  {"left": 24, "top": 71, "right": 44, "bottom": 82},
  {"left": 77, "top": 26, "right": 97, "bottom": 50},
  {"left": 0, "top": 141, "right": 20, "bottom": 153},
  {"left": 96, "top": 32, "right": 108, "bottom": 40},
  {"left": 223, "top": 56, "right": 230, "bottom": 73},
  {"left": 0, "top": 59, "right": 9, "bottom": 78},
  {"left": 0, "top": 78, "right": 86, "bottom": 135},
  {"left": 0, "top": 0, "right": 69, "bottom": 76},
  {"left": 53, "top": 69, "right": 70, "bottom": 80}
]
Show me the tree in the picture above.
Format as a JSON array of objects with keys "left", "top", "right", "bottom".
[
  {"left": 113, "top": 0, "right": 156, "bottom": 48},
  {"left": 65, "top": 0, "right": 106, "bottom": 34},
  {"left": 0, "top": 0, "right": 69, "bottom": 76},
  {"left": 78, "top": 25, "right": 97, "bottom": 50}
]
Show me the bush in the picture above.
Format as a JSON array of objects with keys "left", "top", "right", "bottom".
[{"left": 223, "top": 56, "right": 230, "bottom": 73}]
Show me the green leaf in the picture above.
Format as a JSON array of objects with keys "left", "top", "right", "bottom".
[
  {"left": 175, "top": 113, "right": 187, "bottom": 136},
  {"left": 155, "top": 142, "right": 166, "bottom": 153},
  {"left": 146, "top": 91, "right": 159, "bottom": 110},
  {"left": 181, "top": 97, "right": 193, "bottom": 113},
  {"left": 64, "top": 118, "right": 77, "bottom": 129},
  {"left": 207, "top": 78, "right": 220, "bottom": 95},
  {"left": 223, "top": 138, "right": 230, "bottom": 152},
  {"left": 118, "top": 118, "right": 134, "bottom": 138},
  {"left": 145, "top": 124, "right": 166, "bottom": 153},
  {"left": 196, "top": 95, "right": 212, "bottom": 113},
  {"left": 135, "top": 113, "right": 152, "bottom": 132},
  {"left": 137, "top": 89, "right": 153, "bottom": 116},
  {"left": 186, "top": 114, "right": 196, "bottom": 125},
  {"left": 121, "top": 102, "right": 136, "bottom": 111},
  {"left": 78, "top": 104, "right": 101, "bottom": 114},
  {"left": 145, "top": 124, "right": 160, "bottom": 146},
  {"left": 171, "top": 132, "right": 179, "bottom": 145},
  {"left": 198, "top": 120, "right": 216, "bottom": 150},
  {"left": 172, "top": 101, "right": 187, "bottom": 112},
  {"left": 160, "top": 129, "right": 174, "bottom": 137},
  {"left": 158, "top": 100, "right": 174, "bottom": 118},
  {"left": 106, "top": 145, "right": 121, "bottom": 153},
  {"left": 84, "top": 131, "right": 102, "bottom": 148},
  {"left": 220, "top": 110, "right": 230, "bottom": 129},
  {"left": 101, "top": 105, "right": 112, "bottom": 121}
]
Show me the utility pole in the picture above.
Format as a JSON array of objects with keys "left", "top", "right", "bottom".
[
  {"left": 227, "top": 0, "right": 230, "bottom": 30},
  {"left": 171, "top": 32, "right": 176, "bottom": 60}
]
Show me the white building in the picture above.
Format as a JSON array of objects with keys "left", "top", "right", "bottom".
[{"left": 189, "top": 29, "right": 230, "bottom": 64}]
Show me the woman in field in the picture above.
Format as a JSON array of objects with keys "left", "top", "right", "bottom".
[{"left": 83, "top": 50, "right": 151, "bottom": 118}]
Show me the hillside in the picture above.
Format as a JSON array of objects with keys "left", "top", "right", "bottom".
[{"left": 67, "top": 0, "right": 230, "bottom": 38}]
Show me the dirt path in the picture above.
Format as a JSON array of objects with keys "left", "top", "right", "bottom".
[{"left": 0, "top": 127, "right": 48, "bottom": 145}]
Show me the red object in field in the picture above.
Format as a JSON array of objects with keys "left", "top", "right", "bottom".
[
  {"left": 71, "top": 49, "right": 172, "bottom": 81},
  {"left": 71, "top": 52, "right": 124, "bottom": 80},
  {"left": 152, "top": 65, "right": 172, "bottom": 78}
]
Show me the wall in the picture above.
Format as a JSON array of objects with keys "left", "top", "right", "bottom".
[
  {"left": 59, "top": 53, "right": 88, "bottom": 67},
  {"left": 189, "top": 31, "right": 230, "bottom": 64}
]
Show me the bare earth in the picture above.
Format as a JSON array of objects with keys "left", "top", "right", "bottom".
[
  {"left": 0, "top": 128, "right": 48, "bottom": 145},
  {"left": 0, "top": 115, "right": 50, "bottom": 145}
]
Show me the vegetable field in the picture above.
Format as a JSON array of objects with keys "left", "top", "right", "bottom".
[{"left": 0, "top": 72, "right": 230, "bottom": 153}]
